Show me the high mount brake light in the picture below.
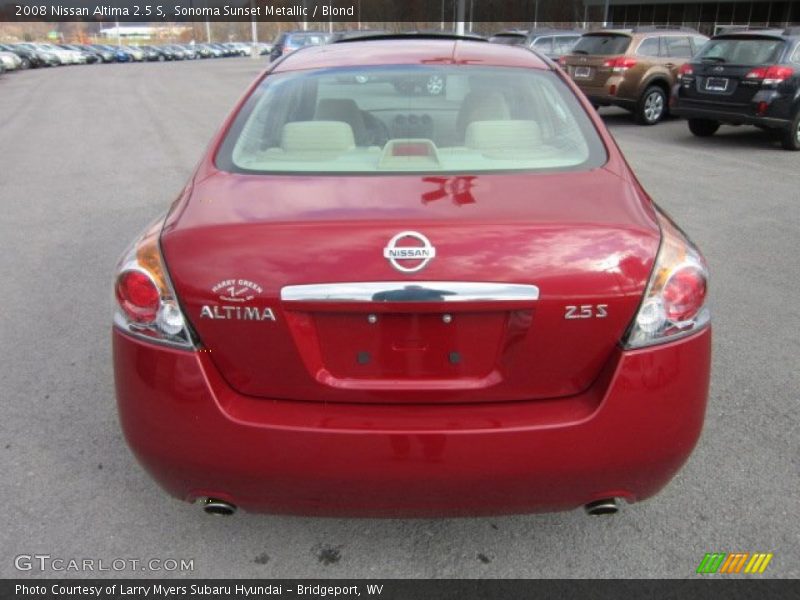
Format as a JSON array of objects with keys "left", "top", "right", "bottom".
[
  {"left": 113, "top": 217, "right": 194, "bottom": 349},
  {"left": 624, "top": 211, "right": 710, "bottom": 349}
]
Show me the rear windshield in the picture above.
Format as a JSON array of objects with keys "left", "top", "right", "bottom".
[
  {"left": 216, "top": 66, "right": 606, "bottom": 175},
  {"left": 698, "top": 37, "right": 786, "bottom": 65},
  {"left": 572, "top": 34, "right": 631, "bottom": 56}
]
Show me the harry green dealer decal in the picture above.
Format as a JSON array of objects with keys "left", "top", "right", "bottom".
[{"left": 200, "top": 279, "right": 275, "bottom": 321}]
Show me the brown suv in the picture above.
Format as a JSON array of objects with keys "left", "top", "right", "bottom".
[{"left": 563, "top": 28, "right": 709, "bottom": 125}]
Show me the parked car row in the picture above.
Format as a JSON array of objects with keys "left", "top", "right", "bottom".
[
  {"left": 560, "top": 26, "right": 711, "bottom": 125},
  {"left": 489, "top": 27, "right": 585, "bottom": 60},
  {"left": 0, "top": 41, "right": 270, "bottom": 72},
  {"left": 483, "top": 24, "right": 800, "bottom": 150}
]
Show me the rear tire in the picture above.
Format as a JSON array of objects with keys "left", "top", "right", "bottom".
[
  {"left": 779, "top": 111, "right": 800, "bottom": 151},
  {"left": 635, "top": 86, "right": 667, "bottom": 125},
  {"left": 688, "top": 118, "right": 720, "bottom": 137},
  {"left": 20, "top": 57, "right": 31, "bottom": 69}
]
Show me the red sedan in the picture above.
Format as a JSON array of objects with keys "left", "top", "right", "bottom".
[{"left": 113, "top": 35, "right": 710, "bottom": 517}]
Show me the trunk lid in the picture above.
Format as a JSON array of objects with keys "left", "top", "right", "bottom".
[
  {"left": 161, "top": 169, "right": 659, "bottom": 404},
  {"left": 684, "top": 61, "right": 768, "bottom": 105}
]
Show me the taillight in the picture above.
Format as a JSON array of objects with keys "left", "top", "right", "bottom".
[
  {"left": 116, "top": 270, "right": 159, "bottom": 323},
  {"left": 745, "top": 65, "right": 794, "bottom": 86},
  {"left": 677, "top": 63, "right": 694, "bottom": 80},
  {"left": 662, "top": 266, "right": 706, "bottom": 322},
  {"left": 113, "top": 216, "right": 193, "bottom": 348},
  {"left": 624, "top": 211, "right": 710, "bottom": 349},
  {"left": 603, "top": 57, "right": 637, "bottom": 73}
]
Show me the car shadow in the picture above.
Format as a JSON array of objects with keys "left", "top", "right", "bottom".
[{"left": 678, "top": 126, "right": 789, "bottom": 152}]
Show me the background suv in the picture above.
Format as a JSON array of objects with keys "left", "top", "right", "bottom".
[
  {"left": 563, "top": 27, "right": 708, "bottom": 124},
  {"left": 527, "top": 28, "right": 583, "bottom": 59},
  {"left": 269, "top": 31, "right": 330, "bottom": 62},
  {"left": 672, "top": 27, "right": 800, "bottom": 150}
]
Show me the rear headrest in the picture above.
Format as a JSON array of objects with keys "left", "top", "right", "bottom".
[
  {"left": 315, "top": 98, "right": 368, "bottom": 144},
  {"left": 456, "top": 91, "right": 512, "bottom": 139},
  {"left": 280, "top": 121, "right": 355, "bottom": 152},
  {"left": 465, "top": 120, "right": 543, "bottom": 151}
]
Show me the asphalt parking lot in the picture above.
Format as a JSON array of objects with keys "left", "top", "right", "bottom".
[{"left": 1, "top": 58, "right": 798, "bottom": 579}]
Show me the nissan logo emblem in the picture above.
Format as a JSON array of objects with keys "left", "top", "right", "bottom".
[{"left": 383, "top": 231, "right": 436, "bottom": 273}]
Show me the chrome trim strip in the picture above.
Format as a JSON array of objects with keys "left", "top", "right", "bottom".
[{"left": 281, "top": 282, "right": 539, "bottom": 303}]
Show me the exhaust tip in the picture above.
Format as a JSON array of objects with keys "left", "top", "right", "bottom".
[
  {"left": 202, "top": 498, "right": 237, "bottom": 516},
  {"left": 584, "top": 498, "right": 619, "bottom": 516}
]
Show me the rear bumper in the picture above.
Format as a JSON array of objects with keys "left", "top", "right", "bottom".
[
  {"left": 574, "top": 78, "right": 637, "bottom": 109},
  {"left": 672, "top": 94, "right": 794, "bottom": 129},
  {"left": 113, "top": 326, "right": 711, "bottom": 517}
]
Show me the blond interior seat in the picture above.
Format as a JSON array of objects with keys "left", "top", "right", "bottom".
[
  {"left": 315, "top": 98, "right": 369, "bottom": 146},
  {"left": 280, "top": 120, "right": 355, "bottom": 153},
  {"left": 465, "top": 120, "right": 543, "bottom": 152},
  {"left": 456, "top": 91, "right": 512, "bottom": 141}
]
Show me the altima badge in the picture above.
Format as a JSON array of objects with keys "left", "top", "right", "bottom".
[
  {"left": 201, "top": 278, "right": 275, "bottom": 321},
  {"left": 383, "top": 231, "right": 436, "bottom": 273}
]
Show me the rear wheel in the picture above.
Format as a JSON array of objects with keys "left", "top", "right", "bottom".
[
  {"left": 779, "top": 111, "right": 800, "bottom": 151},
  {"left": 688, "top": 118, "right": 720, "bottom": 137},
  {"left": 20, "top": 57, "right": 31, "bottom": 69},
  {"left": 635, "top": 86, "right": 667, "bottom": 125}
]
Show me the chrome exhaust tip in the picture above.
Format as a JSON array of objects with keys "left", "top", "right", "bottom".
[
  {"left": 584, "top": 498, "right": 619, "bottom": 516},
  {"left": 202, "top": 498, "right": 237, "bottom": 516}
]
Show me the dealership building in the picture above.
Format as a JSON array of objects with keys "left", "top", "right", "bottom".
[{"left": 584, "top": 0, "right": 800, "bottom": 34}]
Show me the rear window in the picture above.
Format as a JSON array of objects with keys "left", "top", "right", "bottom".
[
  {"left": 216, "top": 66, "right": 606, "bottom": 175},
  {"left": 572, "top": 34, "right": 631, "bottom": 56},
  {"left": 698, "top": 37, "right": 786, "bottom": 65}
]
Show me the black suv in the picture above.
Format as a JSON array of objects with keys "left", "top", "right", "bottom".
[{"left": 672, "top": 27, "right": 800, "bottom": 150}]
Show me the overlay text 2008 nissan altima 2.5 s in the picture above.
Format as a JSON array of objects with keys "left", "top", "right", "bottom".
[{"left": 112, "top": 35, "right": 711, "bottom": 518}]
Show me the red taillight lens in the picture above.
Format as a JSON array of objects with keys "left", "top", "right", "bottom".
[
  {"left": 624, "top": 211, "right": 710, "bottom": 348},
  {"left": 745, "top": 66, "right": 768, "bottom": 79},
  {"left": 116, "top": 270, "right": 160, "bottom": 323},
  {"left": 662, "top": 266, "right": 707, "bottom": 322},
  {"left": 603, "top": 57, "right": 637, "bottom": 71},
  {"left": 746, "top": 65, "right": 794, "bottom": 84},
  {"left": 114, "top": 214, "right": 193, "bottom": 348},
  {"left": 678, "top": 63, "right": 694, "bottom": 78}
]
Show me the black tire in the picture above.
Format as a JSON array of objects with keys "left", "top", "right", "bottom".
[
  {"left": 20, "top": 57, "right": 31, "bottom": 69},
  {"left": 635, "top": 85, "right": 667, "bottom": 125},
  {"left": 779, "top": 110, "right": 800, "bottom": 151},
  {"left": 688, "top": 118, "right": 720, "bottom": 137}
]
